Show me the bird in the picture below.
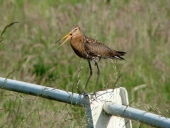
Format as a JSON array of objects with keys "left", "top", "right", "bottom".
[{"left": 56, "top": 26, "right": 126, "bottom": 94}]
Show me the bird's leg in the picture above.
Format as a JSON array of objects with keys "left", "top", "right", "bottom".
[
  {"left": 94, "top": 61, "right": 100, "bottom": 95},
  {"left": 82, "top": 60, "right": 92, "bottom": 94}
]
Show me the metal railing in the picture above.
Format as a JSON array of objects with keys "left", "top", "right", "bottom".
[
  {"left": 0, "top": 77, "right": 170, "bottom": 128},
  {"left": 103, "top": 102, "right": 170, "bottom": 128}
]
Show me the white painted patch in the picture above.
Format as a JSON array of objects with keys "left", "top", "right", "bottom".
[{"left": 86, "top": 88, "right": 132, "bottom": 128}]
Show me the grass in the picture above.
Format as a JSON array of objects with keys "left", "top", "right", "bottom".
[{"left": 0, "top": 0, "right": 170, "bottom": 127}]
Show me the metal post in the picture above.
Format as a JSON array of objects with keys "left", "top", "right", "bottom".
[
  {"left": 87, "top": 88, "right": 132, "bottom": 128},
  {"left": 103, "top": 102, "right": 170, "bottom": 128}
]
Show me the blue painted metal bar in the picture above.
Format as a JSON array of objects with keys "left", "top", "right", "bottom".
[
  {"left": 0, "top": 77, "right": 93, "bottom": 128},
  {"left": 0, "top": 77, "right": 88, "bottom": 106},
  {"left": 103, "top": 102, "right": 170, "bottom": 128}
]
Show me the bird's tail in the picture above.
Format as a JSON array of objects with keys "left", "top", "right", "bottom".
[{"left": 115, "top": 51, "right": 126, "bottom": 60}]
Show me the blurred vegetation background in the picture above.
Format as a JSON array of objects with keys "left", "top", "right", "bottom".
[{"left": 0, "top": 0, "right": 170, "bottom": 127}]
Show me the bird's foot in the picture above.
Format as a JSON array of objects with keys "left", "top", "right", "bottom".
[
  {"left": 79, "top": 91, "right": 97, "bottom": 100},
  {"left": 90, "top": 92, "right": 96, "bottom": 96},
  {"left": 89, "top": 92, "right": 97, "bottom": 99},
  {"left": 79, "top": 91, "right": 88, "bottom": 98}
]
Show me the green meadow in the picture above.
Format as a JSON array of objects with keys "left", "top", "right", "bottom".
[{"left": 0, "top": 0, "right": 170, "bottom": 127}]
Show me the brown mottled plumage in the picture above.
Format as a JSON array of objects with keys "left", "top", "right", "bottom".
[{"left": 56, "top": 26, "right": 126, "bottom": 94}]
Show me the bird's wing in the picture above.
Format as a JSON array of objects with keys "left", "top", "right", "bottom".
[{"left": 84, "top": 36, "right": 117, "bottom": 58}]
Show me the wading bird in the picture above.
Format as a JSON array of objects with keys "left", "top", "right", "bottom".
[{"left": 56, "top": 26, "right": 126, "bottom": 94}]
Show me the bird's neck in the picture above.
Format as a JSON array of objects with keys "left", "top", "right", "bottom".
[
  {"left": 71, "top": 33, "right": 82, "bottom": 40},
  {"left": 71, "top": 34, "right": 83, "bottom": 46}
]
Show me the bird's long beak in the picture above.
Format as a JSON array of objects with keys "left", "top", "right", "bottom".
[{"left": 56, "top": 32, "right": 72, "bottom": 46}]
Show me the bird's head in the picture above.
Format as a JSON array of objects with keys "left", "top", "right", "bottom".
[{"left": 56, "top": 26, "right": 82, "bottom": 46}]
